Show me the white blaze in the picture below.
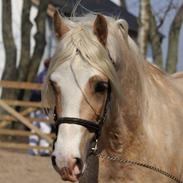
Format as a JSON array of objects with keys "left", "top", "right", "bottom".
[{"left": 50, "top": 55, "right": 100, "bottom": 168}]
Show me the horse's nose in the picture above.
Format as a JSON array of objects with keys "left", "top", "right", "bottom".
[
  {"left": 74, "top": 157, "right": 83, "bottom": 173},
  {"left": 67, "top": 157, "right": 83, "bottom": 176},
  {"left": 51, "top": 155, "right": 83, "bottom": 182},
  {"left": 51, "top": 155, "right": 57, "bottom": 166},
  {"left": 64, "top": 157, "right": 83, "bottom": 181}
]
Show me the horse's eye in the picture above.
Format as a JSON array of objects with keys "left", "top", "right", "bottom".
[{"left": 95, "top": 81, "right": 108, "bottom": 93}]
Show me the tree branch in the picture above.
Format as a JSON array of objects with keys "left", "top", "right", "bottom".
[{"left": 156, "top": 0, "right": 174, "bottom": 29}]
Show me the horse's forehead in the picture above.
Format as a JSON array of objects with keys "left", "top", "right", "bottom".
[
  {"left": 50, "top": 58, "right": 100, "bottom": 90},
  {"left": 50, "top": 57, "right": 103, "bottom": 118}
]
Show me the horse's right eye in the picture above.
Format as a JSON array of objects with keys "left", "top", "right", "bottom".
[{"left": 95, "top": 81, "right": 108, "bottom": 93}]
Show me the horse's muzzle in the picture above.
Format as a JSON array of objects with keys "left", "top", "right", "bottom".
[{"left": 51, "top": 155, "right": 83, "bottom": 182}]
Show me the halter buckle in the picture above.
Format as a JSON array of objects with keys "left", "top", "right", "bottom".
[{"left": 91, "top": 139, "right": 98, "bottom": 153}]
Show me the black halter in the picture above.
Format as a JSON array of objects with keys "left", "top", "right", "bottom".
[{"left": 54, "top": 82, "right": 111, "bottom": 152}]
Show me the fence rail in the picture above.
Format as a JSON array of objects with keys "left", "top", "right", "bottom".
[
  {"left": 0, "top": 99, "right": 43, "bottom": 108},
  {"left": 0, "top": 80, "right": 53, "bottom": 154},
  {"left": 0, "top": 116, "right": 51, "bottom": 123},
  {"left": 0, "top": 129, "right": 55, "bottom": 138},
  {"left": 0, "top": 142, "right": 52, "bottom": 151},
  {"left": 0, "top": 80, "right": 42, "bottom": 90}
]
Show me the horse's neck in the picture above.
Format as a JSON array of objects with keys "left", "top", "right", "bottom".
[
  {"left": 96, "top": 59, "right": 150, "bottom": 182},
  {"left": 143, "top": 64, "right": 183, "bottom": 151},
  {"left": 97, "top": 62, "right": 183, "bottom": 182},
  {"left": 102, "top": 58, "right": 182, "bottom": 154}
]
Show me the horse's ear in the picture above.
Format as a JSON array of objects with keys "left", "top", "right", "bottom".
[
  {"left": 93, "top": 14, "right": 108, "bottom": 46},
  {"left": 116, "top": 19, "right": 128, "bottom": 35},
  {"left": 53, "top": 10, "right": 70, "bottom": 38}
]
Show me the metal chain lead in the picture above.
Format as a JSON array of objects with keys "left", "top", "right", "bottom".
[{"left": 97, "top": 153, "right": 183, "bottom": 183}]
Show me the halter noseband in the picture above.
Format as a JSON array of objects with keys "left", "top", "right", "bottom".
[{"left": 54, "top": 82, "right": 111, "bottom": 153}]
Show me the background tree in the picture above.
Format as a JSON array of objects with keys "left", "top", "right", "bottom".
[
  {"left": 120, "top": 0, "right": 127, "bottom": 9},
  {"left": 1, "top": 0, "right": 17, "bottom": 100},
  {"left": 138, "top": 0, "right": 150, "bottom": 56},
  {"left": 27, "top": 0, "right": 50, "bottom": 82},
  {"left": 148, "top": 3, "right": 163, "bottom": 68},
  {"left": 17, "top": 0, "right": 49, "bottom": 101},
  {"left": 17, "top": 0, "right": 32, "bottom": 82},
  {"left": 137, "top": 0, "right": 163, "bottom": 67},
  {"left": 138, "top": 0, "right": 182, "bottom": 72},
  {"left": 1, "top": 0, "right": 50, "bottom": 102}
]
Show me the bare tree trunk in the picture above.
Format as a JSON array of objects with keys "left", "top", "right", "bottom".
[
  {"left": 138, "top": 0, "right": 150, "bottom": 56},
  {"left": 149, "top": 6, "right": 163, "bottom": 68},
  {"left": 27, "top": 0, "right": 50, "bottom": 82},
  {"left": 1, "top": 0, "right": 17, "bottom": 100},
  {"left": 17, "top": 0, "right": 32, "bottom": 82},
  {"left": 119, "top": 0, "right": 127, "bottom": 9},
  {"left": 15, "top": 0, "right": 33, "bottom": 107},
  {"left": 166, "top": 4, "right": 183, "bottom": 74}
]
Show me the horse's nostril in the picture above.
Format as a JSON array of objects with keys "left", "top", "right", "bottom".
[
  {"left": 75, "top": 157, "right": 83, "bottom": 172},
  {"left": 51, "top": 155, "right": 57, "bottom": 166}
]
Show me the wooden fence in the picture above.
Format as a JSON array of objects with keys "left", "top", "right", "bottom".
[{"left": 0, "top": 80, "right": 54, "bottom": 154}]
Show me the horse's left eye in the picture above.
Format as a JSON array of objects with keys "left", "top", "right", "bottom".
[{"left": 95, "top": 81, "right": 108, "bottom": 93}]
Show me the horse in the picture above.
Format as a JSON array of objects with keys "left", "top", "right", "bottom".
[{"left": 42, "top": 10, "right": 183, "bottom": 183}]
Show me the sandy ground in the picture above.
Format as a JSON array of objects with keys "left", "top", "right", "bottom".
[{"left": 0, "top": 149, "right": 64, "bottom": 183}]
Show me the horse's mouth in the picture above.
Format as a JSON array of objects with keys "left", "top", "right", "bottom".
[
  {"left": 51, "top": 155, "right": 83, "bottom": 182},
  {"left": 58, "top": 166, "right": 79, "bottom": 181},
  {"left": 54, "top": 165, "right": 81, "bottom": 182}
]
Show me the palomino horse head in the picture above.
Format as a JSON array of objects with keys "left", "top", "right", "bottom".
[{"left": 43, "top": 11, "right": 124, "bottom": 182}]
